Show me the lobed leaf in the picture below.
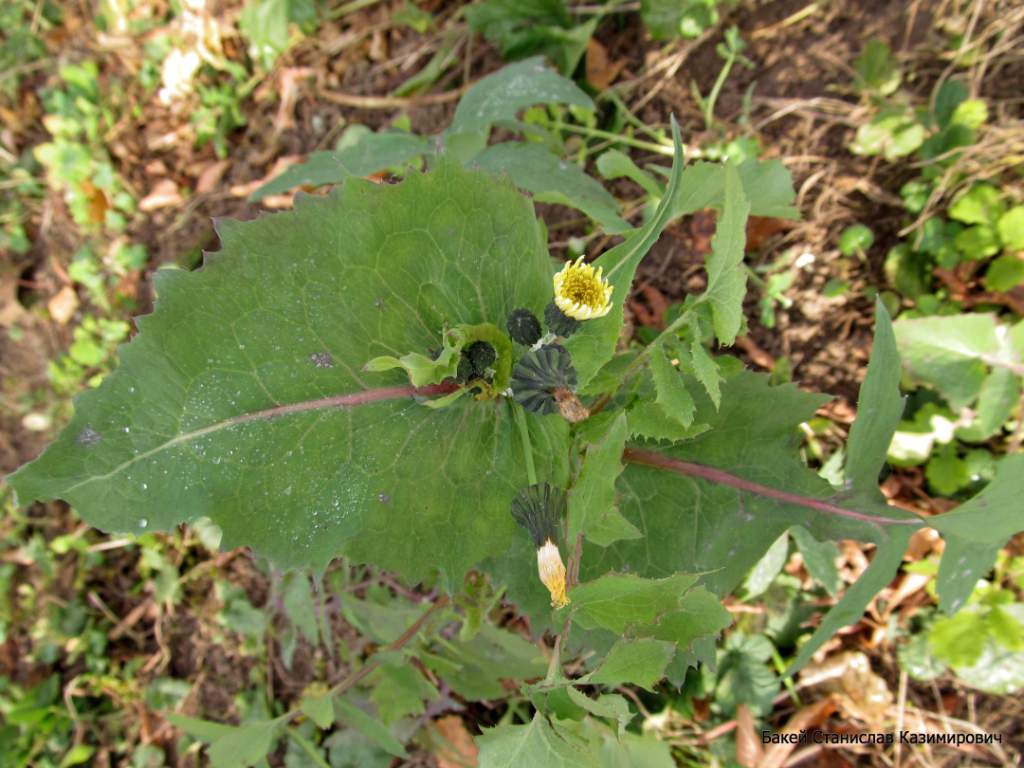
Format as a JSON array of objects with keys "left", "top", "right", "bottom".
[{"left": 702, "top": 163, "right": 750, "bottom": 346}]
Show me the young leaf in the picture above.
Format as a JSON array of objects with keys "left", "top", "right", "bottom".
[
  {"left": 334, "top": 697, "right": 407, "bottom": 758},
  {"left": 585, "top": 638, "right": 675, "bottom": 690},
  {"left": 567, "top": 413, "right": 639, "bottom": 546},
  {"left": 473, "top": 142, "right": 628, "bottom": 233},
  {"left": 647, "top": 586, "right": 732, "bottom": 650},
  {"left": 648, "top": 345, "right": 696, "bottom": 428},
  {"left": 282, "top": 571, "right": 319, "bottom": 646},
  {"left": 702, "top": 163, "right": 750, "bottom": 346},
  {"left": 844, "top": 300, "right": 905, "bottom": 494},
  {"left": 626, "top": 402, "right": 704, "bottom": 443},
  {"left": 596, "top": 149, "right": 663, "bottom": 199},
  {"left": 299, "top": 691, "right": 335, "bottom": 729},
  {"left": 564, "top": 117, "right": 687, "bottom": 388},
  {"left": 208, "top": 720, "right": 281, "bottom": 768},
  {"left": 564, "top": 687, "right": 632, "bottom": 731},
  {"left": 688, "top": 332, "right": 722, "bottom": 409},
  {"left": 9, "top": 162, "right": 571, "bottom": 585},
  {"left": 368, "top": 661, "right": 439, "bottom": 724},
  {"left": 668, "top": 158, "right": 799, "bottom": 220},
  {"left": 166, "top": 713, "right": 236, "bottom": 742}
]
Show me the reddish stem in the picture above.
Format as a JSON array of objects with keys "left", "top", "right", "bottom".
[{"left": 622, "top": 448, "right": 922, "bottom": 527}]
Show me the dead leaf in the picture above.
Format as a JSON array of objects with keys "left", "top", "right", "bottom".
[
  {"left": 747, "top": 216, "right": 791, "bottom": 250},
  {"left": 274, "top": 67, "right": 314, "bottom": 134},
  {"left": 139, "top": 179, "right": 184, "bottom": 212},
  {"left": 586, "top": 38, "right": 626, "bottom": 91},
  {"left": 230, "top": 155, "right": 302, "bottom": 199},
  {"left": 431, "top": 715, "right": 478, "bottom": 768},
  {"left": 735, "top": 335, "right": 775, "bottom": 369},
  {"left": 760, "top": 696, "right": 837, "bottom": 768},
  {"left": 47, "top": 286, "right": 79, "bottom": 326},
  {"left": 799, "top": 651, "right": 891, "bottom": 729},
  {"left": 195, "top": 160, "right": 230, "bottom": 195},
  {"left": 735, "top": 704, "right": 764, "bottom": 767},
  {"left": 144, "top": 159, "right": 168, "bottom": 176},
  {"left": 80, "top": 179, "right": 110, "bottom": 224},
  {"left": 690, "top": 209, "right": 717, "bottom": 254}
]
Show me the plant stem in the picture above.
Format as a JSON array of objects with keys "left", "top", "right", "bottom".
[
  {"left": 548, "top": 120, "right": 678, "bottom": 157},
  {"left": 703, "top": 53, "right": 737, "bottom": 131},
  {"left": 326, "top": 0, "right": 385, "bottom": 20},
  {"left": 513, "top": 403, "right": 538, "bottom": 486}
]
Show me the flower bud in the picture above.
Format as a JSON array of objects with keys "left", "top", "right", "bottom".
[
  {"left": 506, "top": 308, "right": 542, "bottom": 346},
  {"left": 544, "top": 301, "right": 580, "bottom": 338}
]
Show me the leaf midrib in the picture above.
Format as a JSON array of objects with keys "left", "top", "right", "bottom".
[{"left": 63, "top": 383, "right": 458, "bottom": 494}]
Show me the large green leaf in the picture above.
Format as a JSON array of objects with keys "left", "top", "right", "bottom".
[{"left": 9, "top": 161, "right": 571, "bottom": 585}]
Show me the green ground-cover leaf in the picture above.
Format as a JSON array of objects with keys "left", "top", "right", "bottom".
[
  {"left": 715, "top": 633, "right": 780, "bottom": 715},
  {"left": 9, "top": 161, "right": 572, "bottom": 586},
  {"left": 473, "top": 142, "right": 628, "bottom": 233},
  {"left": 250, "top": 132, "right": 431, "bottom": 201},
  {"left": 448, "top": 56, "right": 592, "bottom": 144},
  {"left": 930, "top": 454, "right": 1024, "bottom": 611},
  {"left": 893, "top": 313, "right": 1018, "bottom": 410}
]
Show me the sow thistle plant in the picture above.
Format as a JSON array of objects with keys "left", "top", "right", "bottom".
[{"left": 7, "top": 60, "right": 1024, "bottom": 765}]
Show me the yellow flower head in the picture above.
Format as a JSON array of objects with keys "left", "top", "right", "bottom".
[
  {"left": 553, "top": 257, "right": 613, "bottom": 321},
  {"left": 537, "top": 539, "right": 569, "bottom": 608}
]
